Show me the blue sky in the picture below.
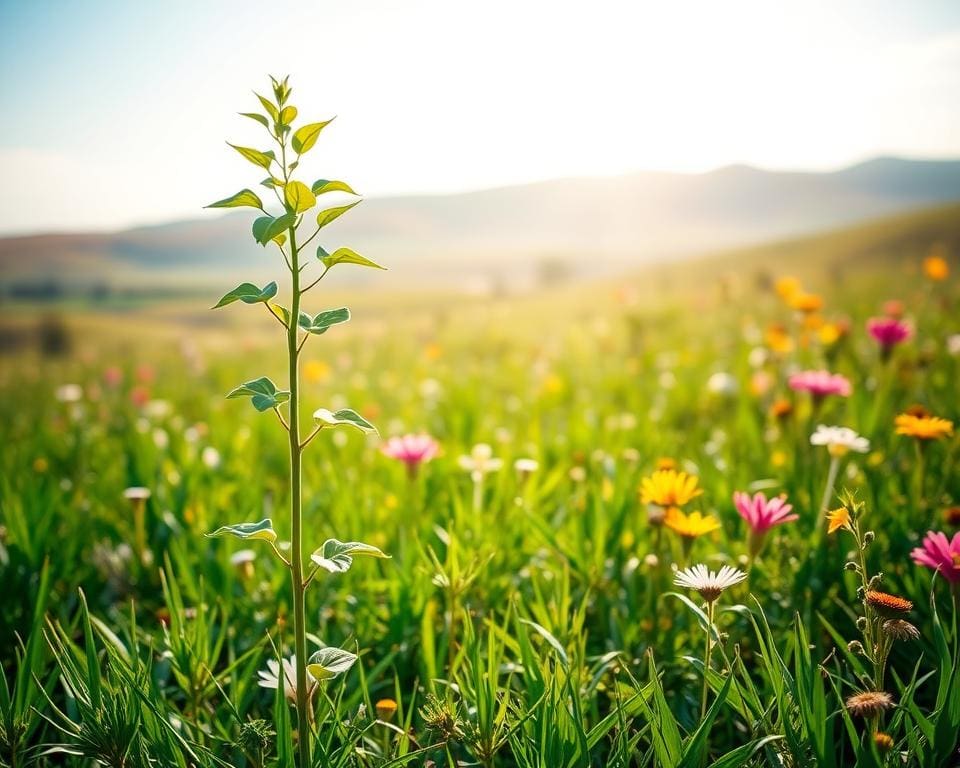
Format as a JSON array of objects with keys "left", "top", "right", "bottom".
[{"left": 1, "top": 0, "right": 959, "bottom": 234}]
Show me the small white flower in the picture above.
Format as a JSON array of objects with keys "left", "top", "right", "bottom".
[
  {"left": 201, "top": 446, "right": 221, "bottom": 469},
  {"left": 706, "top": 372, "right": 737, "bottom": 396},
  {"left": 514, "top": 458, "right": 539, "bottom": 475},
  {"left": 810, "top": 425, "right": 870, "bottom": 457},
  {"left": 458, "top": 443, "right": 503, "bottom": 478},
  {"left": 123, "top": 487, "right": 151, "bottom": 502},
  {"left": 153, "top": 429, "right": 169, "bottom": 450},
  {"left": 674, "top": 564, "right": 747, "bottom": 602},
  {"left": 257, "top": 655, "right": 316, "bottom": 702},
  {"left": 947, "top": 334, "right": 960, "bottom": 357},
  {"left": 55, "top": 384, "right": 83, "bottom": 403}
]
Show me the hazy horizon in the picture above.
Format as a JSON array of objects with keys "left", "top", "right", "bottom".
[{"left": 2, "top": 0, "right": 960, "bottom": 235}]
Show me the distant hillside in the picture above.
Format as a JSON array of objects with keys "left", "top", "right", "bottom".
[{"left": 2, "top": 156, "right": 959, "bottom": 296}]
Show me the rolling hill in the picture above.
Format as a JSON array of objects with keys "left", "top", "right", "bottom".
[{"left": 2, "top": 156, "right": 959, "bottom": 296}]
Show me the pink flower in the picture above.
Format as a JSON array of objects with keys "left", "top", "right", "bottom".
[
  {"left": 734, "top": 491, "right": 798, "bottom": 534},
  {"left": 734, "top": 491, "right": 797, "bottom": 559},
  {"left": 867, "top": 317, "right": 912, "bottom": 351},
  {"left": 381, "top": 433, "right": 439, "bottom": 477},
  {"left": 910, "top": 531, "right": 960, "bottom": 584},
  {"left": 788, "top": 370, "right": 852, "bottom": 398}
]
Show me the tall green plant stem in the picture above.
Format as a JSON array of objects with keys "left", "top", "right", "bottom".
[{"left": 282, "top": 140, "right": 311, "bottom": 768}]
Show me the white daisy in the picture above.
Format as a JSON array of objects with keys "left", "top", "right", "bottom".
[
  {"left": 457, "top": 443, "right": 503, "bottom": 479},
  {"left": 810, "top": 425, "right": 870, "bottom": 457},
  {"left": 257, "top": 655, "right": 316, "bottom": 702},
  {"left": 674, "top": 564, "right": 747, "bottom": 602}
]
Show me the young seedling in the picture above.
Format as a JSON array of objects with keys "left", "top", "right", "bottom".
[{"left": 204, "top": 75, "right": 389, "bottom": 768}]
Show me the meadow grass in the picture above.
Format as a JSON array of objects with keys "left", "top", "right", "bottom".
[{"left": 0, "top": 236, "right": 958, "bottom": 766}]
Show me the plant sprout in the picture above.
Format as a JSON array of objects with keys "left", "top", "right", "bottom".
[{"left": 204, "top": 75, "right": 389, "bottom": 768}]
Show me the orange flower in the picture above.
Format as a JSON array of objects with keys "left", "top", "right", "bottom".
[
  {"left": 764, "top": 323, "right": 794, "bottom": 355},
  {"left": 789, "top": 292, "right": 824, "bottom": 313},
  {"left": 826, "top": 507, "right": 851, "bottom": 534},
  {"left": 894, "top": 412, "right": 954, "bottom": 441},
  {"left": 774, "top": 275, "right": 802, "bottom": 300},
  {"left": 923, "top": 249, "right": 949, "bottom": 281},
  {"left": 865, "top": 590, "right": 913, "bottom": 617}
]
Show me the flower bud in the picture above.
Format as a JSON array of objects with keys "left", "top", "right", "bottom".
[
  {"left": 863, "top": 531, "right": 875, "bottom": 545},
  {"left": 846, "top": 640, "right": 865, "bottom": 655},
  {"left": 868, "top": 574, "right": 884, "bottom": 589},
  {"left": 844, "top": 561, "right": 858, "bottom": 572},
  {"left": 856, "top": 616, "right": 869, "bottom": 631}
]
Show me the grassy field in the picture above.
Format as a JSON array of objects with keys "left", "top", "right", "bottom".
[{"left": 1, "top": 207, "right": 959, "bottom": 767}]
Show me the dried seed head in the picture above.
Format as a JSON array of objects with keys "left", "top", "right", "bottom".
[
  {"left": 882, "top": 619, "right": 920, "bottom": 642},
  {"left": 874, "top": 732, "right": 894, "bottom": 753},
  {"left": 846, "top": 691, "right": 894, "bottom": 718},
  {"left": 846, "top": 640, "right": 865, "bottom": 655}
]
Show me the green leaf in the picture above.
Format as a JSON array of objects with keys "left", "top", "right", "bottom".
[
  {"left": 320, "top": 247, "right": 386, "bottom": 271},
  {"left": 240, "top": 112, "right": 270, "bottom": 129},
  {"left": 310, "top": 539, "right": 390, "bottom": 574},
  {"left": 311, "top": 179, "right": 358, "bottom": 196},
  {"left": 313, "top": 407, "right": 377, "bottom": 433},
  {"left": 261, "top": 177, "right": 284, "bottom": 189},
  {"left": 227, "top": 143, "right": 276, "bottom": 170},
  {"left": 306, "top": 647, "right": 357, "bottom": 681},
  {"left": 279, "top": 105, "right": 297, "bottom": 125},
  {"left": 204, "top": 188, "right": 264, "bottom": 210},
  {"left": 253, "top": 213, "right": 296, "bottom": 246},
  {"left": 520, "top": 619, "right": 569, "bottom": 667},
  {"left": 284, "top": 181, "right": 316, "bottom": 214},
  {"left": 206, "top": 518, "right": 277, "bottom": 542},
  {"left": 298, "top": 307, "right": 350, "bottom": 335},
  {"left": 213, "top": 281, "right": 278, "bottom": 309},
  {"left": 227, "top": 376, "right": 290, "bottom": 412},
  {"left": 292, "top": 119, "right": 334, "bottom": 154},
  {"left": 268, "top": 303, "right": 291, "bottom": 326},
  {"left": 255, "top": 92, "right": 279, "bottom": 122},
  {"left": 316, "top": 200, "right": 360, "bottom": 229}
]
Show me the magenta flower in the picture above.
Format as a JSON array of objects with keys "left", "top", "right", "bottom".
[
  {"left": 910, "top": 531, "right": 960, "bottom": 584},
  {"left": 867, "top": 317, "right": 912, "bottom": 357},
  {"left": 788, "top": 370, "right": 852, "bottom": 399},
  {"left": 381, "top": 433, "right": 439, "bottom": 477},
  {"left": 734, "top": 491, "right": 798, "bottom": 558}
]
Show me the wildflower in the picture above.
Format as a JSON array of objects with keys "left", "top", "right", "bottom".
[
  {"left": 923, "top": 252, "right": 949, "bottom": 281},
  {"left": 765, "top": 323, "right": 794, "bottom": 355},
  {"left": 55, "top": 384, "right": 83, "bottom": 403},
  {"left": 664, "top": 508, "right": 721, "bottom": 540},
  {"left": 706, "top": 372, "right": 737, "bottom": 396},
  {"left": 733, "top": 491, "right": 797, "bottom": 557},
  {"left": 947, "top": 334, "right": 960, "bottom": 357},
  {"left": 882, "top": 619, "right": 920, "bottom": 642},
  {"left": 673, "top": 564, "right": 747, "bottom": 602},
  {"left": 910, "top": 531, "right": 960, "bottom": 583},
  {"left": 655, "top": 457, "right": 677, "bottom": 471},
  {"left": 201, "top": 446, "right": 221, "bottom": 469},
  {"left": 864, "top": 590, "right": 913, "bottom": 617},
  {"left": 788, "top": 292, "right": 823, "bottom": 313},
  {"left": 882, "top": 299, "right": 904, "bottom": 319},
  {"left": 788, "top": 370, "right": 852, "bottom": 399},
  {"left": 770, "top": 398, "right": 793, "bottom": 420},
  {"left": 230, "top": 549, "right": 256, "bottom": 580},
  {"left": 894, "top": 412, "right": 954, "bottom": 441},
  {"left": 873, "top": 732, "right": 894, "bottom": 753},
  {"left": 826, "top": 507, "right": 852, "bottom": 535},
  {"left": 845, "top": 691, "right": 894, "bottom": 718},
  {"left": 382, "top": 433, "right": 440, "bottom": 477},
  {"left": 867, "top": 316, "right": 912, "bottom": 356},
  {"left": 514, "top": 457, "right": 539, "bottom": 479},
  {"left": 257, "top": 655, "right": 317, "bottom": 702},
  {"left": 774, "top": 275, "right": 802, "bottom": 300},
  {"left": 810, "top": 425, "right": 870, "bottom": 457},
  {"left": 640, "top": 469, "right": 702, "bottom": 508},
  {"left": 457, "top": 443, "right": 502, "bottom": 479},
  {"left": 124, "top": 487, "right": 151, "bottom": 502},
  {"left": 375, "top": 698, "right": 398, "bottom": 721},
  {"left": 944, "top": 506, "right": 960, "bottom": 527}
]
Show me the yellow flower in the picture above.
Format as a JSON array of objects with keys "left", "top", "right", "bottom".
[
  {"left": 818, "top": 322, "right": 841, "bottom": 345},
  {"left": 774, "top": 276, "right": 802, "bottom": 300},
  {"left": 923, "top": 249, "right": 949, "bottom": 281},
  {"left": 765, "top": 324, "right": 794, "bottom": 355},
  {"left": 894, "top": 413, "right": 954, "bottom": 441},
  {"left": 789, "top": 292, "right": 824, "bottom": 313},
  {"left": 664, "top": 508, "right": 721, "bottom": 539},
  {"left": 640, "top": 469, "right": 703, "bottom": 507},
  {"left": 826, "top": 507, "right": 851, "bottom": 534},
  {"left": 303, "top": 360, "right": 331, "bottom": 384}
]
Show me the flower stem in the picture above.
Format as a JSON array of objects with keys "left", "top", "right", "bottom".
[
  {"left": 818, "top": 455, "right": 840, "bottom": 525},
  {"left": 286, "top": 203, "right": 311, "bottom": 768},
  {"left": 701, "top": 600, "right": 715, "bottom": 721}
]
